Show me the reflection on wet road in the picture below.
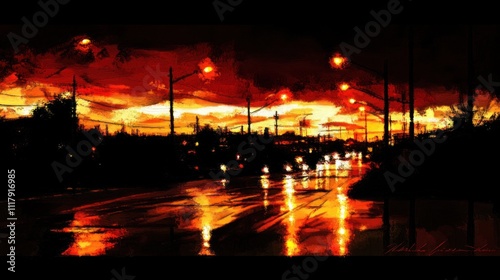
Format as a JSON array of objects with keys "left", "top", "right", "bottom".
[
  {"left": 54, "top": 211, "right": 127, "bottom": 256},
  {"left": 42, "top": 161, "right": 385, "bottom": 256},
  {"left": 8, "top": 160, "right": 500, "bottom": 256}
]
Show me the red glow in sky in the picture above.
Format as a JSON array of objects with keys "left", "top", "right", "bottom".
[{"left": 1, "top": 25, "right": 499, "bottom": 138}]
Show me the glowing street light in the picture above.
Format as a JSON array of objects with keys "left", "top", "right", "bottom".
[
  {"left": 79, "top": 38, "right": 91, "bottom": 45},
  {"left": 203, "top": 66, "right": 213, "bottom": 73},
  {"left": 74, "top": 37, "right": 92, "bottom": 53},
  {"left": 330, "top": 54, "right": 347, "bottom": 69},
  {"left": 332, "top": 54, "right": 389, "bottom": 148},
  {"left": 247, "top": 92, "right": 290, "bottom": 135},
  {"left": 348, "top": 98, "right": 383, "bottom": 114},
  {"left": 340, "top": 82, "right": 393, "bottom": 104},
  {"left": 339, "top": 83, "right": 350, "bottom": 91},
  {"left": 169, "top": 59, "right": 216, "bottom": 137}
]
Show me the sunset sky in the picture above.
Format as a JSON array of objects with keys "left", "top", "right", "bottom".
[{"left": 1, "top": 25, "right": 500, "bottom": 139}]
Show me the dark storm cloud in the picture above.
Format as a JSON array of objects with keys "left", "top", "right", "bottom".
[{"left": 3, "top": 24, "right": 500, "bottom": 96}]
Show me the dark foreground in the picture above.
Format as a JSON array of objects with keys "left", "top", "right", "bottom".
[{"left": 2, "top": 165, "right": 499, "bottom": 258}]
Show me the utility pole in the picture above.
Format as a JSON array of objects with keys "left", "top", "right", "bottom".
[
  {"left": 408, "top": 24, "right": 416, "bottom": 251},
  {"left": 383, "top": 59, "right": 389, "bottom": 148},
  {"left": 195, "top": 116, "right": 200, "bottom": 135},
  {"left": 382, "top": 58, "right": 391, "bottom": 254},
  {"left": 364, "top": 110, "right": 368, "bottom": 151},
  {"left": 389, "top": 116, "right": 392, "bottom": 139},
  {"left": 169, "top": 67, "right": 175, "bottom": 137},
  {"left": 246, "top": 96, "right": 251, "bottom": 135},
  {"left": 72, "top": 75, "right": 77, "bottom": 119},
  {"left": 402, "top": 90, "right": 406, "bottom": 138},
  {"left": 466, "top": 25, "right": 475, "bottom": 256},
  {"left": 409, "top": 25, "right": 415, "bottom": 141},
  {"left": 71, "top": 75, "right": 78, "bottom": 141},
  {"left": 467, "top": 25, "right": 475, "bottom": 127},
  {"left": 274, "top": 111, "right": 279, "bottom": 136}
]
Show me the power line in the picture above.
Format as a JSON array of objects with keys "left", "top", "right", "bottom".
[
  {"left": 176, "top": 94, "right": 241, "bottom": 106},
  {"left": 178, "top": 83, "right": 244, "bottom": 101},
  {"left": 228, "top": 117, "right": 272, "bottom": 130},
  {"left": 0, "top": 92, "right": 47, "bottom": 98},
  {"left": 0, "top": 104, "right": 36, "bottom": 107},
  {"left": 79, "top": 116, "right": 166, "bottom": 129},
  {"left": 77, "top": 103, "right": 113, "bottom": 112},
  {"left": 78, "top": 97, "right": 128, "bottom": 109}
]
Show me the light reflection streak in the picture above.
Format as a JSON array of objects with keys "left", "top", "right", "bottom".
[
  {"left": 263, "top": 189, "right": 269, "bottom": 210},
  {"left": 334, "top": 191, "right": 351, "bottom": 256},
  {"left": 58, "top": 211, "right": 126, "bottom": 256},
  {"left": 181, "top": 186, "right": 252, "bottom": 256},
  {"left": 260, "top": 176, "right": 270, "bottom": 211},
  {"left": 260, "top": 176, "right": 270, "bottom": 189},
  {"left": 283, "top": 175, "right": 299, "bottom": 256},
  {"left": 194, "top": 194, "right": 215, "bottom": 256}
]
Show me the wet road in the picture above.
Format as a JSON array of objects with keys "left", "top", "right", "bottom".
[
  {"left": 3, "top": 160, "right": 500, "bottom": 256},
  {"left": 4, "top": 161, "right": 386, "bottom": 256}
]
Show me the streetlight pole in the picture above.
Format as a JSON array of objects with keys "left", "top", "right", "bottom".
[
  {"left": 364, "top": 109, "right": 368, "bottom": 150},
  {"left": 168, "top": 66, "right": 214, "bottom": 137},
  {"left": 274, "top": 111, "right": 279, "bottom": 136},
  {"left": 408, "top": 26, "right": 415, "bottom": 141},
  {"left": 383, "top": 59, "right": 389, "bottom": 148},
  {"left": 246, "top": 94, "right": 288, "bottom": 136},
  {"left": 333, "top": 56, "right": 390, "bottom": 148},
  {"left": 71, "top": 75, "right": 78, "bottom": 142},
  {"left": 359, "top": 106, "right": 368, "bottom": 151},
  {"left": 246, "top": 96, "right": 251, "bottom": 135},
  {"left": 169, "top": 67, "right": 174, "bottom": 137}
]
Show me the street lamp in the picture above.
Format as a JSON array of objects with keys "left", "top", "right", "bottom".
[
  {"left": 246, "top": 93, "right": 289, "bottom": 135},
  {"left": 169, "top": 64, "right": 215, "bottom": 136},
  {"left": 331, "top": 55, "right": 390, "bottom": 149},
  {"left": 349, "top": 98, "right": 384, "bottom": 114},
  {"left": 359, "top": 106, "right": 368, "bottom": 151}
]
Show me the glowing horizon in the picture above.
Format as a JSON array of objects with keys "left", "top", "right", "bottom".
[{"left": 2, "top": 34, "right": 500, "bottom": 139}]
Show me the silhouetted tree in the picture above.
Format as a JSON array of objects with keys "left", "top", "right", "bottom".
[{"left": 32, "top": 93, "right": 77, "bottom": 144}]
